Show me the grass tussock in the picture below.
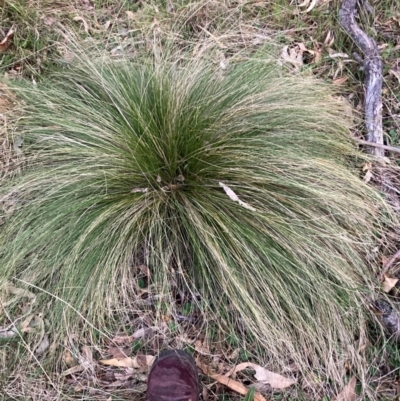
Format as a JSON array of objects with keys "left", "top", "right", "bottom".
[{"left": 0, "top": 46, "right": 393, "bottom": 382}]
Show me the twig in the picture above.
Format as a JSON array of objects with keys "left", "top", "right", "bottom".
[
  {"left": 339, "top": 0, "right": 384, "bottom": 157},
  {"left": 354, "top": 138, "right": 400, "bottom": 154}
]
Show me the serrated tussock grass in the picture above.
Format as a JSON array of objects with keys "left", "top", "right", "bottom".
[{"left": 0, "top": 49, "right": 392, "bottom": 380}]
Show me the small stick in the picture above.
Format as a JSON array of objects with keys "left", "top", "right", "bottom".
[{"left": 354, "top": 138, "right": 400, "bottom": 155}]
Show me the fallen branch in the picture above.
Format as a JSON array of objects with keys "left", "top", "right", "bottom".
[
  {"left": 339, "top": 0, "right": 384, "bottom": 157},
  {"left": 354, "top": 139, "right": 400, "bottom": 155}
]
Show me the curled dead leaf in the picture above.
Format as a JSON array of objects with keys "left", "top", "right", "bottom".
[
  {"left": 280, "top": 45, "right": 304, "bottom": 69},
  {"left": 226, "top": 362, "right": 296, "bottom": 390},
  {"left": 324, "top": 31, "right": 334, "bottom": 47},
  {"left": 0, "top": 27, "right": 14, "bottom": 53},
  {"left": 333, "top": 77, "right": 349, "bottom": 86},
  {"left": 297, "top": 0, "right": 318, "bottom": 12},
  {"left": 219, "top": 182, "right": 256, "bottom": 212},
  {"left": 100, "top": 355, "right": 155, "bottom": 369},
  {"left": 197, "top": 362, "right": 267, "bottom": 401}
]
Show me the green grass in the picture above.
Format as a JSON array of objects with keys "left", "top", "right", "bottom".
[
  {"left": 1, "top": 1, "right": 400, "bottom": 400},
  {"left": 0, "top": 42, "right": 395, "bottom": 391}
]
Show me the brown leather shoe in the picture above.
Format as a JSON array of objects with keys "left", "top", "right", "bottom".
[{"left": 146, "top": 350, "right": 200, "bottom": 401}]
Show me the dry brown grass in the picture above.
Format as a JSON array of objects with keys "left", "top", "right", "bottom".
[{"left": 0, "top": 82, "right": 19, "bottom": 186}]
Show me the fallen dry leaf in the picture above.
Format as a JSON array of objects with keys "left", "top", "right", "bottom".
[
  {"left": 202, "top": 386, "right": 209, "bottom": 401},
  {"left": 194, "top": 340, "right": 211, "bottom": 355},
  {"left": 280, "top": 45, "right": 304, "bottom": 69},
  {"left": 0, "top": 327, "right": 18, "bottom": 338},
  {"left": 219, "top": 182, "right": 256, "bottom": 212},
  {"left": 324, "top": 31, "right": 334, "bottom": 47},
  {"left": 305, "top": 0, "right": 318, "bottom": 12},
  {"left": 296, "top": 42, "right": 318, "bottom": 64},
  {"left": 2, "top": 281, "right": 36, "bottom": 307},
  {"left": 297, "top": 42, "right": 307, "bottom": 52},
  {"left": 100, "top": 355, "right": 155, "bottom": 369},
  {"left": 126, "top": 10, "right": 135, "bottom": 20},
  {"left": 35, "top": 333, "right": 49, "bottom": 355},
  {"left": 382, "top": 275, "right": 399, "bottom": 293},
  {"left": 20, "top": 313, "right": 43, "bottom": 335},
  {"left": 227, "top": 362, "right": 296, "bottom": 390},
  {"left": 363, "top": 169, "right": 373, "bottom": 184},
  {"left": 0, "top": 27, "right": 14, "bottom": 53},
  {"left": 63, "top": 350, "right": 77, "bottom": 367},
  {"left": 19, "top": 314, "right": 35, "bottom": 333},
  {"left": 297, "top": 0, "right": 319, "bottom": 12},
  {"left": 328, "top": 52, "right": 350, "bottom": 59},
  {"left": 333, "top": 76, "right": 349, "bottom": 86},
  {"left": 227, "top": 348, "right": 241, "bottom": 360},
  {"left": 333, "top": 376, "right": 357, "bottom": 401},
  {"left": 297, "top": 0, "right": 309, "bottom": 6},
  {"left": 197, "top": 362, "right": 267, "bottom": 401}
]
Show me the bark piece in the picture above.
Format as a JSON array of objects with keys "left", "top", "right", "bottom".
[{"left": 339, "top": 0, "right": 384, "bottom": 157}]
